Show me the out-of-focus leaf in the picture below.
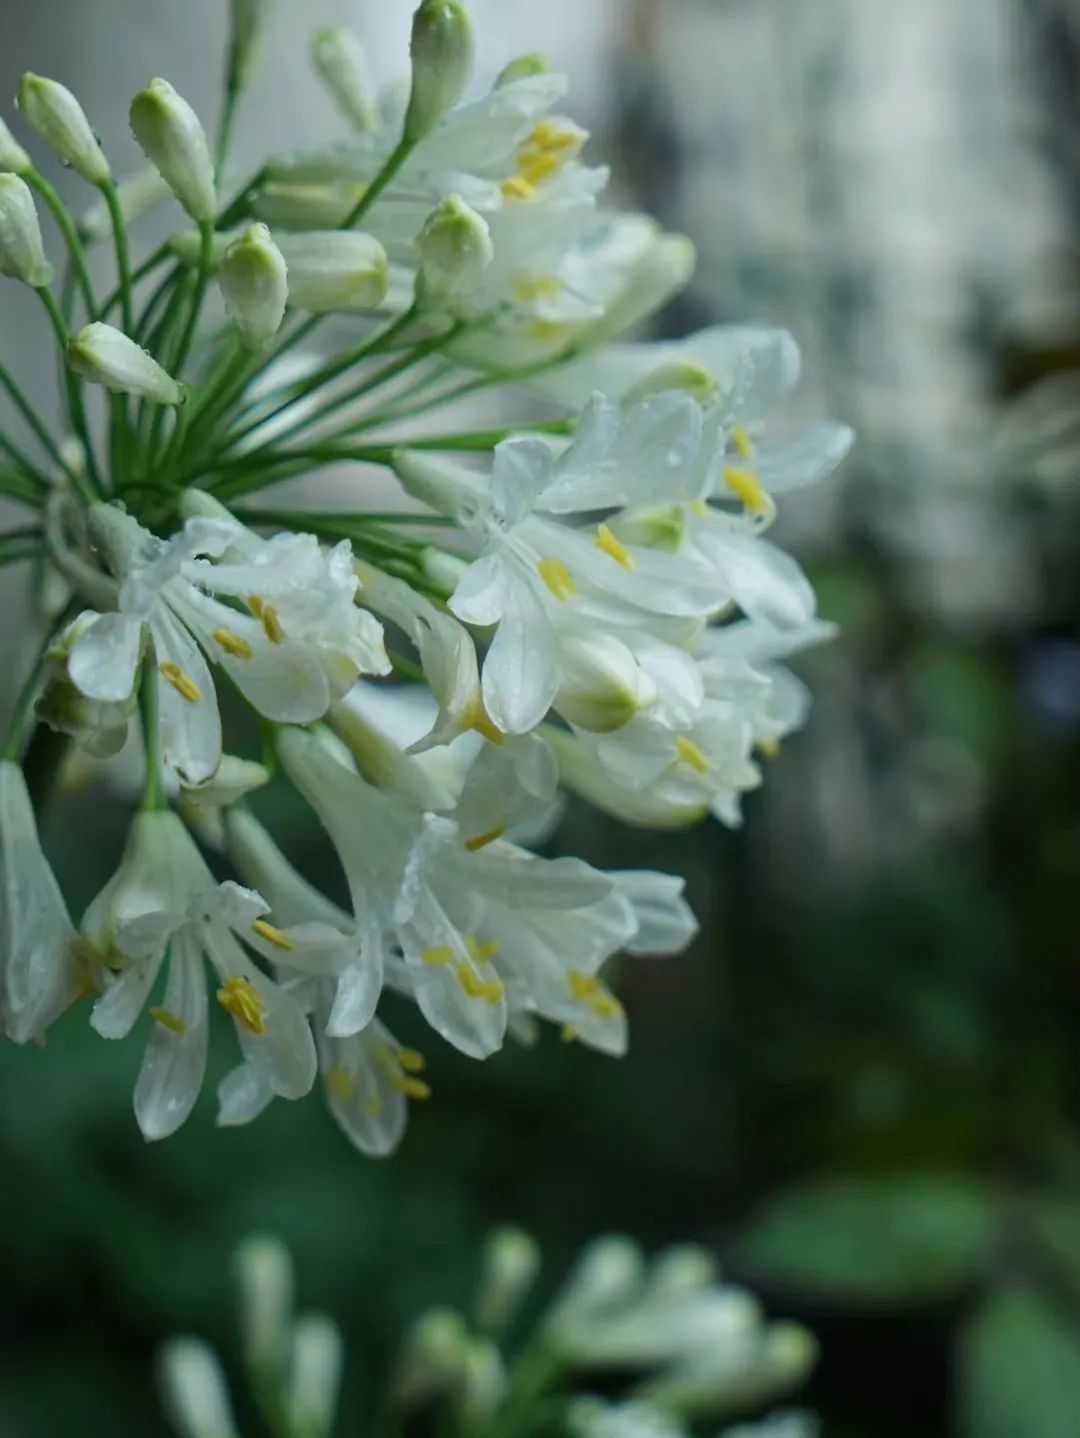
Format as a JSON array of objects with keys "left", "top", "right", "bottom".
[
  {"left": 736, "top": 1172, "right": 995, "bottom": 1305},
  {"left": 958, "top": 1285, "right": 1080, "bottom": 1438},
  {"left": 1024, "top": 1195, "right": 1080, "bottom": 1304}
]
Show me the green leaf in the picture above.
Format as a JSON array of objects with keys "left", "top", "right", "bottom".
[
  {"left": 958, "top": 1285, "right": 1080, "bottom": 1438},
  {"left": 736, "top": 1172, "right": 995, "bottom": 1305}
]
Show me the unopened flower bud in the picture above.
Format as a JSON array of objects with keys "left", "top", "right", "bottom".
[
  {"left": 459, "top": 1340, "right": 507, "bottom": 1429},
  {"left": 79, "top": 168, "right": 170, "bottom": 242},
  {"left": 253, "top": 180, "right": 363, "bottom": 231},
  {"left": 416, "top": 195, "right": 492, "bottom": 310},
  {"left": 17, "top": 74, "right": 110, "bottom": 184},
  {"left": 158, "top": 1338, "right": 239, "bottom": 1438},
  {"left": 580, "top": 233, "right": 696, "bottom": 349},
  {"left": 312, "top": 28, "right": 379, "bottom": 131},
  {"left": 0, "top": 118, "right": 31, "bottom": 176},
  {"left": 556, "top": 633, "right": 657, "bottom": 733},
  {"left": 274, "top": 231, "right": 387, "bottom": 312},
  {"left": 623, "top": 360, "right": 716, "bottom": 408},
  {"left": 229, "top": 0, "right": 277, "bottom": 95},
  {"left": 285, "top": 1314, "right": 343, "bottom": 1438},
  {"left": 0, "top": 174, "right": 53, "bottom": 287},
  {"left": 67, "top": 322, "right": 183, "bottom": 405},
  {"left": 404, "top": 1, "right": 475, "bottom": 143},
  {"left": 475, "top": 1227, "right": 541, "bottom": 1336},
  {"left": 166, "top": 228, "right": 238, "bottom": 268},
  {"left": 235, "top": 1235, "right": 294, "bottom": 1379},
  {"left": 38, "top": 612, "right": 137, "bottom": 759},
  {"left": 130, "top": 79, "right": 215, "bottom": 223},
  {"left": 392, "top": 1309, "right": 469, "bottom": 1407},
  {"left": 496, "top": 54, "right": 551, "bottom": 88},
  {"left": 219, "top": 223, "right": 287, "bottom": 349},
  {"left": 608, "top": 505, "right": 686, "bottom": 554}
]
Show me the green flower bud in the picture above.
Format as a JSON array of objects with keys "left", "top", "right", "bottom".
[
  {"left": 311, "top": 28, "right": 379, "bottom": 131},
  {"left": 228, "top": 0, "right": 277, "bottom": 95},
  {"left": 38, "top": 614, "right": 137, "bottom": 760},
  {"left": 252, "top": 179, "right": 364, "bottom": 231},
  {"left": 16, "top": 74, "right": 110, "bottom": 184},
  {"left": 623, "top": 359, "right": 717, "bottom": 407},
  {"left": 274, "top": 230, "right": 387, "bottom": 312},
  {"left": 404, "top": 1, "right": 475, "bottom": 143},
  {"left": 166, "top": 228, "right": 238, "bottom": 268},
  {"left": 0, "top": 174, "right": 52, "bottom": 287},
  {"left": 67, "top": 322, "right": 183, "bottom": 405},
  {"left": 415, "top": 194, "right": 492, "bottom": 311},
  {"left": 129, "top": 79, "right": 215, "bottom": 223},
  {"left": 0, "top": 118, "right": 31, "bottom": 176},
  {"left": 496, "top": 53, "right": 551, "bottom": 88},
  {"left": 555, "top": 633, "right": 657, "bottom": 733},
  {"left": 219, "top": 223, "right": 287, "bottom": 349}
]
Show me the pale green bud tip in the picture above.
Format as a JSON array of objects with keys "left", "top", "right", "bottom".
[
  {"left": 624, "top": 360, "right": 716, "bottom": 407},
  {"left": 16, "top": 74, "right": 110, "bottom": 183},
  {"left": 404, "top": 0, "right": 475, "bottom": 142},
  {"left": 0, "top": 174, "right": 53, "bottom": 287},
  {"left": 556, "top": 632, "right": 657, "bottom": 733},
  {"left": 230, "top": 0, "right": 276, "bottom": 93},
  {"left": 235, "top": 1234, "right": 294, "bottom": 1374},
  {"left": 496, "top": 53, "right": 551, "bottom": 87},
  {"left": 67, "top": 323, "right": 183, "bottom": 405},
  {"left": 129, "top": 79, "right": 215, "bottom": 223},
  {"left": 0, "top": 118, "right": 32, "bottom": 176},
  {"left": 158, "top": 1338, "right": 237, "bottom": 1438},
  {"left": 275, "top": 230, "right": 388, "bottom": 313},
  {"left": 416, "top": 194, "right": 493, "bottom": 308},
  {"left": 311, "top": 27, "right": 379, "bottom": 131},
  {"left": 220, "top": 223, "right": 288, "bottom": 349}
]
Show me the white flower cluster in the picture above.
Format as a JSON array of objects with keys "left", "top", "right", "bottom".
[
  {"left": 0, "top": 0, "right": 850, "bottom": 1153},
  {"left": 158, "top": 1231, "right": 817, "bottom": 1438}
]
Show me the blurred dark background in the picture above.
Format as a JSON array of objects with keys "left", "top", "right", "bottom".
[{"left": 1, "top": 2, "right": 1079, "bottom": 1435}]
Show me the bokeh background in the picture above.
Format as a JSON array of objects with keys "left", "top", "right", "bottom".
[{"left": 1, "top": 2, "right": 1079, "bottom": 1435}]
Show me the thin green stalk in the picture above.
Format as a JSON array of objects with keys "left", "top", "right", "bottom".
[
  {"left": 3, "top": 622, "right": 55, "bottom": 760},
  {"left": 138, "top": 664, "right": 165, "bottom": 812},
  {"left": 0, "top": 535, "right": 43, "bottom": 565},
  {"left": 170, "top": 220, "right": 216, "bottom": 378},
  {"left": 0, "top": 432, "right": 49, "bottom": 493},
  {"left": 137, "top": 272, "right": 195, "bottom": 475},
  {"left": 0, "top": 358, "right": 78, "bottom": 481},
  {"left": 216, "top": 81, "right": 241, "bottom": 181},
  {"left": 97, "top": 179, "right": 135, "bottom": 333},
  {"left": 133, "top": 261, "right": 182, "bottom": 343},
  {"left": 99, "top": 242, "right": 172, "bottom": 325},
  {"left": 26, "top": 168, "right": 96, "bottom": 316},
  {"left": 342, "top": 136, "right": 414, "bottom": 229},
  {"left": 36, "top": 287, "right": 100, "bottom": 500}
]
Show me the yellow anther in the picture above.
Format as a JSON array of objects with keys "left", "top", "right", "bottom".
[
  {"left": 690, "top": 499, "right": 709, "bottom": 518},
  {"left": 212, "top": 627, "right": 254, "bottom": 660},
  {"left": 591, "top": 990, "right": 625, "bottom": 1020},
  {"left": 397, "top": 1047, "right": 426, "bottom": 1074},
  {"left": 568, "top": 970, "right": 624, "bottom": 1021},
  {"left": 501, "top": 176, "right": 536, "bottom": 201},
  {"left": 561, "top": 1024, "right": 579, "bottom": 1044},
  {"left": 421, "top": 945, "right": 455, "bottom": 966},
  {"left": 517, "top": 121, "right": 583, "bottom": 185},
  {"left": 538, "top": 557, "right": 578, "bottom": 601},
  {"left": 159, "top": 661, "right": 202, "bottom": 704},
  {"left": 465, "top": 825, "right": 507, "bottom": 853},
  {"left": 675, "top": 735, "right": 711, "bottom": 774},
  {"left": 568, "top": 970, "right": 600, "bottom": 1001},
  {"left": 392, "top": 1074, "right": 433, "bottom": 1101},
  {"left": 518, "top": 151, "right": 562, "bottom": 185},
  {"left": 463, "top": 694, "right": 504, "bottom": 746},
  {"left": 251, "top": 918, "right": 294, "bottom": 951},
  {"left": 513, "top": 274, "right": 563, "bottom": 303},
  {"left": 529, "top": 120, "right": 580, "bottom": 154},
  {"left": 723, "top": 466, "right": 772, "bottom": 518},
  {"left": 528, "top": 320, "right": 569, "bottom": 343},
  {"left": 217, "top": 975, "right": 268, "bottom": 1034},
  {"left": 149, "top": 1005, "right": 187, "bottom": 1035},
  {"left": 364, "top": 1096, "right": 384, "bottom": 1118},
  {"left": 326, "top": 1064, "right": 355, "bottom": 1102},
  {"left": 456, "top": 964, "right": 504, "bottom": 1004},
  {"left": 757, "top": 737, "right": 781, "bottom": 760},
  {"left": 248, "top": 594, "right": 264, "bottom": 616},
  {"left": 594, "top": 523, "right": 636, "bottom": 570},
  {"left": 467, "top": 937, "right": 501, "bottom": 963},
  {"left": 260, "top": 601, "right": 285, "bottom": 644},
  {"left": 730, "top": 424, "right": 756, "bottom": 460}
]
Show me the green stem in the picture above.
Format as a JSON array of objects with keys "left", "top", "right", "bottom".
[
  {"left": 170, "top": 220, "right": 216, "bottom": 379},
  {"left": 98, "top": 179, "right": 135, "bottom": 333},
  {"left": 3, "top": 621, "right": 57, "bottom": 761},
  {"left": 99, "top": 242, "right": 172, "bottom": 325},
  {"left": 26, "top": 168, "right": 96, "bottom": 316},
  {"left": 216, "top": 82, "right": 241, "bottom": 181},
  {"left": 36, "top": 287, "right": 101, "bottom": 500},
  {"left": 342, "top": 136, "right": 414, "bottom": 229},
  {"left": 138, "top": 663, "right": 165, "bottom": 812},
  {"left": 0, "top": 358, "right": 78, "bottom": 481}
]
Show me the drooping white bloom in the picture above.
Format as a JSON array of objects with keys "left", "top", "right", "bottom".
[
  {"left": 67, "top": 503, "right": 389, "bottom": 783},
  {"left": 0, "top": 761, "right": 80, "bottom": 1044},
  {"left": 17, "top": 73, "right": 110, "bottom": 183},
  {"left": 81, "top": 808, "right": 338, "bottom": 1140},
  {"left": 129, "top": 79, "right": 216, "bottom": 224},
  {"left": 0, "top": 173, "right": 53, "bottom": 288}
]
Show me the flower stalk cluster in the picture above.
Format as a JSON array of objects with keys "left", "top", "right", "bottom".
[{"left": 0, "top": 0, "right": 851, "bottom": 1152}]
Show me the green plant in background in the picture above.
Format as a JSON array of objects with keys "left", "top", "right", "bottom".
[
  {"left": 159, "top": 1232, "right": 816, "bottom": 1438},
  {"left": 0, "top": 0, "right": 850, "bottom": 1154}
]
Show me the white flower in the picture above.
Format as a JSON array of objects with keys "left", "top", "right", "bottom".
[
  {"left": 81, "top": 809, "right": 336, "bottom": 1140},
  {"left": 67, "top": 504, "right": 388, "bottom": 783},
  {"left": 0, "top": 760, "right": 80, "bottom": 1044}
]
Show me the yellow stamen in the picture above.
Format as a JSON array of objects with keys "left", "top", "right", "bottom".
[
  {"left": 260, "top": 602, "right": 285, "bottom": 644},
  {"left": 730, "top": 424, "right": 756, "bottom": 460},
  {"left": 518, "top": 150, "right": 562, "bottom": 185},
  {"left": 513, "top": 274, "right": 563, "bottom": 303},
  {"left": 561, "top": 1024, "right": 578, "bottom": 1044},
  {"left": 568, "top": 970, "right": 625, "bottom": 1021},
  {"left": 392, "top": 1074, "right": 433, "bottom": 1101},
  {"left": 528, "top": 320, "right": 569, "bottom": 343},
  {"left": 149, "top": 1005, "right": 187, "bottom": 1035},
  {"left": 594, "top": 523, "right": 636, "bottom": 570},
  {"left": 690, "top": 499, "right": 709, "bottom": 518},
  {"left": 723, "top": 466, "right": 772, "bottom": 517},
  {"left": 217, "top": 975, "right": 268, "bottom": 1034},
  {"left": 212, "top": 627, "right": 254, "bottom": 660},
  {"left": 675, "top": 735, "right": 711, "bottom": 774},
  {"left": 326, "top": 1064, "right": 355, "bottom": 1102},
  {"left": 251, "top": 918, "right": 294, "bottom": 951},
  {"left": 456, "top": 964, "right": 504, "bottom": 1004},
  {"left": 397, "top": 1047, "right": 426, "bottom": 1074},
  {"left": 569, "top": 971, "right": 600, "bottom": 1001},
  {"left": 159, "top": 661, "right": 202, "bottom": 704},
  {"left": 465, "top": 824, "right": 507, "bottom": 853},
  {"left": 248, "top": 594, "right": 265, "bottom": 618},
  {"left": 757, "top": 737, "right": 781, "bottom": 759},
  {"left": 421, "top": 945, "right": 454, "bottom": 966},
  {"left": 500, "top": 176, "right": 536, "bottom": 201},
  {"left": 467, "top": 937, "right": 501, "bottom": 964},
  {"left": 592, "top": 990, "right": 625, "bottom": 1020},
  {"left": 463, "top": 695, "right": 504, "bottom": 746},
  {"left": 538, "top": 557, "right": 577, "bottom": 600}
]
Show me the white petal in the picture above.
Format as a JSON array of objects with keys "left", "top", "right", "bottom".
[
  {"left": 609, "top": 871, "right": 698, "bottom": 955},
  {"left": 480, "top": 577, "right": 559, "bottom": 734},
  {"left": 67, "top": 611, "right": 143, "bottom": 702},
  {"left": 151, "top": 609, "right": 222, "bottom": 784},
  {"left": 91, "top": 952, "right": 165, "bottom": 1039},
  {"left": 134, "top": 934, "right": 209, "bottom": 1141},
  {"left": 318, "top": 1021, "right": 407, "bottom": 1158},
  {"left": 449, "top": 552, "right": 507, "bottom": 627},
  {"left": 756, "top": 422, "right": 854, "bottom": 494},
  {"left": 694, "top": 531, "right": 815, "bottom": 629},
  {"left": 217, "top": 1062, "right": 276, "bottom": 1127}
]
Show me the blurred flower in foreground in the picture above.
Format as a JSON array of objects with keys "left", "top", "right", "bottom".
[{"left": 158, "top": 1230, "right": 817, "bottom": 1438}]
